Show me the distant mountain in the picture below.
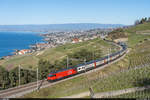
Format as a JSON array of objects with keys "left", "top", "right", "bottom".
[{"left": 0, "top": 23, "right": 125, "bottom": 32}]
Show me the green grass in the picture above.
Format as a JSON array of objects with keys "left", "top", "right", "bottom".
[
  {"left": 23, "top": 75, "right": 89, "bottom": 98},
  {"left": 125, "top": 22, "right": 150, "bottom": 47},
  {"left": 106, "top": 22, "right": 150, "bottom": 48},
  {"left": 126, "top": 22, "right": 150, "bottom": 33},
  {"left": 93, "top": 65, "right": 150, "bottom": 93},
  {"left": 127, "top": 33, "right": 150, "bottom": 48}
]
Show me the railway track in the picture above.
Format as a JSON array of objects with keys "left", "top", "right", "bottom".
[{"left": 0, "top": 42, "right": 127, "bottom": 98}]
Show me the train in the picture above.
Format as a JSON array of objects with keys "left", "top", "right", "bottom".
[{"left": 47, "top": 41, "right": 127, "bottom": 82}]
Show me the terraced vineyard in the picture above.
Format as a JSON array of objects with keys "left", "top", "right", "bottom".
[
  {"left": 113, "top": 89, "right": 150, "bottom": 98},
  {"left": 90, "top": 40, "right": 150, "bottom": 97}
]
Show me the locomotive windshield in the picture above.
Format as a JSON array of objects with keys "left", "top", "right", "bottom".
[{"left": 48, "top": 74, "right": 56, "bottom": 77}]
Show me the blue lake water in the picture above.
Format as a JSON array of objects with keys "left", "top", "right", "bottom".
[{"left": 0, "top": 31, "right": 44, "bottom": 57}]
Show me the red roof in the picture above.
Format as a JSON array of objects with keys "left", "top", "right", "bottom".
[{"left": 72, "top": 38, "right": 79, "bottom": 42}]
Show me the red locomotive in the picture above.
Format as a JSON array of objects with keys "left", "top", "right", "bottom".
[{"left": 47, "top": 67, "right": 77, "bottom": 82}]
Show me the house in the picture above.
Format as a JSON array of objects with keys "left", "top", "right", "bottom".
[
  {"left": 79, "top": 39, "right": 83, "bottom": 42},
  {"left": 84, "top": 38, "right": 89, "bottom": 41},
  {"left": 17, "top": 49, "right": 31, "bottom": 55},
  {"left": 71, "top": 38, "right": 83, "bottom": 43},
  {"left": 36, "top": 43, "right": 48, "bottom": 50},
  {"left": 93, "top": 35, "right": 98, "bottom": 39},
  {"left": 72, "top": 38, "right": 79, "bottom": 43}
]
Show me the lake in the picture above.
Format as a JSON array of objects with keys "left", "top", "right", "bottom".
[{"left": 0, "top": 31, "right": 44, "bottom": 57}]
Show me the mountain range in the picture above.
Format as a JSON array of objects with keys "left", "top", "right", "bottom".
[{"left": 0, "top": 23, "right": 125, "bottom": 32}]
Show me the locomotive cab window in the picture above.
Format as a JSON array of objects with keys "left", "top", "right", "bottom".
[{"left": 48, "top": 74, "right": 56, "bottom": 77}]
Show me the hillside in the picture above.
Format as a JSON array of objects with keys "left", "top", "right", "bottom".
[
  {"left": 0, "top": 38, "right": 121, "bottom": 90},
  {"left": 126, "top": 22, "right": 150, "bottom": 47},
  {"left": 0, "top": 38, "right": 119, "bottom": 70},
  {"left": 107, "top": 22, "right": 150, "bottom": 47},
  {"left": 22, "top": 22, "right": 150, "bottom": 98}
]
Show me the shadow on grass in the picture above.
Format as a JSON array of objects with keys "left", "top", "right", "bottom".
[{"left": 133, "top": 78, "right": 150, "bottom": 87}]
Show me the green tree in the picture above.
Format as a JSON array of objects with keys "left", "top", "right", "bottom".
[
  {"left": 134, "top": 20, "right": 140, "bottom": 25},
  {"left": 26, "top": 69, "right": 36, "bottom": 83},
  {"left": 9, "top": 67, "right": 18, "bottom": 87},
  {"left": 21, "top": 69, "right": 28, "bottom": 84},
  {"left": 0, "top": 66, "right": 10, "bottom": 89},
  {"left": 148, "top": 17, "right": 150, "bottom": 22},
  {"left": 140, "top": 17, "right": 147, "bottom": 24},
  {"left": 38, "top": 59, "right": 54, "bottom": 79},
  {"left": 68, "top": 49, "right": 98, "bottom": 64}
]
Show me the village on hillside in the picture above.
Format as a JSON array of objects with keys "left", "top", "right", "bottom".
[{"left": 2, "top": 28, "right": 124, "bottom": 59}]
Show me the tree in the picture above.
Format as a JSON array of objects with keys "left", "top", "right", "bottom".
[
  {"left": 134, "top": 17, "right": 150, "bottom": 25},
  {"left": 22, "top": 69, "right": 28, "bottom": 84},
  {"left": 140, "top": 17, "right": 147, "bottom": 24},
  {"left": 0, "top": 66, "right": 10, "bottom": 89},
  {"left": 94, "top": 49, "right": 102, "bottom": 59},
  {"left": 9, "top": 67, "right": 18, "bottom": 87},
  {"left": 29, "top": 70, "right": 37, "bottom": 82},
  {"left": 38, "top": 59, "right": 53, "bottom": 79},
  {"left": 134, "top": 20, "right": 140, "bottom": 25},
  {"left": 68, "top": 48, "right": 102, "bottom": 65},
  {"left": 148, "top": 17, "right": 150, "bottom": 22},
  {"left": 144, "top": 17, "right": 147, "bottom": 22},
  {"left": 70, "top": 49, "right": 92, "bottom": 61}
]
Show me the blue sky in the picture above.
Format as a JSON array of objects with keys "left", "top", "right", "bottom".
[{"left": 0, "top": 0, "right": 150, "bottom": 25}]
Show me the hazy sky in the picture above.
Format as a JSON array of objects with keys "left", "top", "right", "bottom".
[{"left": 0, "top": 0, "right": 150, "bottom": 25}]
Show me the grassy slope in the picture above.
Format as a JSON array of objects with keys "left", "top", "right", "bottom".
[
  {"left": 0, "top": 38, "right": 118, "bottom": 70},
  {"left": 113, "top": 89, "right": 150, "bottom": 98},
  {"left": 126, "top": 22, "right": 150, "bottom": 47},
  {"left": 23, "top": 22, "right": 150, "bottom": 98}
]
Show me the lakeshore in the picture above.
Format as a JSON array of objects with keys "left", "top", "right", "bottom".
[
  {"left": 0, "top": 31, "right": 44, "bottom": 58},
  {"left": 0, "top": 28, "right": 117, "bottom": 70},
  {"left": 0, "top": 29, "right": 113, "bottom": 60}
]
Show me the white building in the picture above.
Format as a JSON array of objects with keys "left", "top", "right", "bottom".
[{"left": 18, "top": 49, "right": 31, "bottom": 55}]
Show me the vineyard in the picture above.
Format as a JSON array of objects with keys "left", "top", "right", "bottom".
[
  {"left": 113, "top": 89, "right": 150, "bottom": 98},
  {"left": 91, "top": 40, "right": 150, "bottom": 98},
  {"left": 22, "top": 37, "right": 150, "bottom": 98}
]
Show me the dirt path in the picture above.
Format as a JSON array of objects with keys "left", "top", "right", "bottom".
[{"left": 93, "top": 85, "right": 150, "bottom": 98}]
